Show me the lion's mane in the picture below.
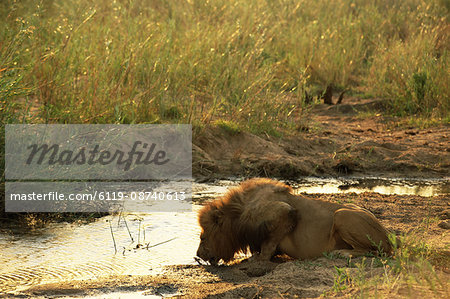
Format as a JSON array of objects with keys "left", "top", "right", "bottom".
[{"left": 198, "top": 178, "right": 294, "bottom": 262}]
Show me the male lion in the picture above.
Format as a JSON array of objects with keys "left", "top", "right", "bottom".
[{"left": 196, "top": 178, "right": 392, "bottom": 265}]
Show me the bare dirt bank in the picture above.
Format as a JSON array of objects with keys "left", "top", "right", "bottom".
[
  {"left": 15, "top": 192, "right": 449, "bottom": 298},
  {"left": 193, "top": 98, "right": 449, "bottom": 179}
]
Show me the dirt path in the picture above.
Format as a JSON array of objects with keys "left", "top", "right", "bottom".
[
  {"left": 193, "top": 98, "right": 449, "bottom": 179},
  {"left": 14, "top": 192, "right": 449, "bottom": 298}
]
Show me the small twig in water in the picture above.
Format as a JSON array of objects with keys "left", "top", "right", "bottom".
[
  {"left": 117, "top": 211, "right": 122, "bottom": 228},
  {"left": 108, "top": 220, "right": 117, "bottom": 254},
  {"left": 147, "top": 237, "right": 177, "bottom": 249},
  {"left": 194, "top": 257, "right": 207, "bottom": 265},
  {"left": 122, "top": 214, "right": 134, "bottom": 242},
  {"left": 138, "top": 220, "right": 141, "bottom": 245},
  {"left": 143, "top": 226, "right": 146, "bottom": 243}
]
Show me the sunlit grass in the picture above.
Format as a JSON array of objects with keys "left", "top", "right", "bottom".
[
  {"left": 327, "top": 220, "right": 449, "bottom": 298},
  {"left": 0, "top": 0, "right": 448, "bottom": 132},
  {"left": 213, "top": 119, "right": 241, "bottom": 135}
]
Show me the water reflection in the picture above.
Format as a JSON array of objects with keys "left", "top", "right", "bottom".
[
  {"left": 0, "top": 208, "right": 202, "bottom": 293},
  {"left": 290, "top": 177, "right": 449, "bottom": 197}
]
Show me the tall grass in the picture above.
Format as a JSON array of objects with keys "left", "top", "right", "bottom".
[{"left": 1, "top": 0, "right": 448, "bottom": 129}]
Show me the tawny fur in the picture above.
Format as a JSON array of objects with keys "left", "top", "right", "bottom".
[{"left": 197, "top": 178, "right": 392, "bottom": 265}]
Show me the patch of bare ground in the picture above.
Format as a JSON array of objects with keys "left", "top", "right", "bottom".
[
  {"left": 193, "top": 98, "right": 449, "bottom": 179},
  {"left": 13, "top": 193, "right": 449, "bottom": 298}
]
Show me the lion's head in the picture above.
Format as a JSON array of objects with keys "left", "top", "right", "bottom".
[
  {"left": 196, "top": 198, "right": 243, "bottom": 265},
  {"left": 196, "top": 178, "right": 293, "bottom": 265}
]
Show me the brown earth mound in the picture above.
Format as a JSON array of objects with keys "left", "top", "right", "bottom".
[{"left": 193, "top": 98, "right": 449, "bottom": 179}]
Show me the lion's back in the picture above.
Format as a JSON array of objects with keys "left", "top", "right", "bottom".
[{"left": 226, "top": 178, "right": 293, "bottom": 205}]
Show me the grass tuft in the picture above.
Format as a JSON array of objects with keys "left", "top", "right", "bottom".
[
  {"left": 327, "top": 224, "right": 449, "bottom": 297},
  {"left": 214, "top": 119, "right": 241, "bottom": 135}
]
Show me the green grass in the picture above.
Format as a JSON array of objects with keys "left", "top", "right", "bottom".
[
  {"left": 214, "top": 119, "right": 241, "bottom": 135},
  {"left": 0, "top": 0, "right": 448, "bottom": 131},
  {"left": 326, "top": 226, "right": 449, "bottom": 298}
]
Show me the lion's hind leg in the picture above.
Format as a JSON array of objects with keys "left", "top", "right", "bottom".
[{"left": 331, "top": 208, "right": 391, "bottom": 258}]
